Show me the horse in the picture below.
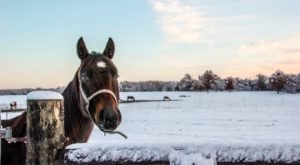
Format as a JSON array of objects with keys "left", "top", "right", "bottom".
[
  {"left": 9, "top": 101, "right": 17, "bottom": 110},
  {"left": 1, "top": 37, "right": 122, "bottom": 165},
  {"left": 127, "top": 96, "right": 135, "bottom": 102},
  {"left": 163, "top": 96, "right": 171, "bottom": 101}
]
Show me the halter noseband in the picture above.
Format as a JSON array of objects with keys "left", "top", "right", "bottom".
[{"left": 77, "top": 63, "right": 127, "bottom": 139}]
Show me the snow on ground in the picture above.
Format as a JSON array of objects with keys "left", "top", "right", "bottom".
[
  {"left": 0, "top": 95, "right": 26, "bottom": 120},
  {"left": 1, "top": 92, "right": 300, "bottom": 164},
  {"left": 0, "top": 95, "right": 26, "bottom": 110}
]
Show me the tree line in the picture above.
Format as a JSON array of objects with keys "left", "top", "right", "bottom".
[
  {"left": 120, "top": 70, "right": 300, "bottom": 94},
  {"left": 1, "top": 70, "right": 299, "bottom": 95}
]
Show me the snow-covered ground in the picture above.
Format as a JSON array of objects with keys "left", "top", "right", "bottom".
[{"left": 1, "top": 92, "right": 300, "bottom": 164}]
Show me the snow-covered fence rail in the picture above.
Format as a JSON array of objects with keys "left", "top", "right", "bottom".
[
  {"left": 62, "top": 143, "right": 300, "bottom": 165},
  {"left": 26, "top": 91, "right": 65, "bottom": 165}
]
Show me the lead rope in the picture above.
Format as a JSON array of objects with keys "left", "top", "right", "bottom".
[{"left": 78, "top": 65, "right": 127, "bottom": 139}]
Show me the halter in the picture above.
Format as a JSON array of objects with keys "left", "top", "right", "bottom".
[{"left": 77, "top": 63, "right": 127, "bottom": 139}]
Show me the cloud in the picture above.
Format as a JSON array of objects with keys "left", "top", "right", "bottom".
[
  {"left": 149, "top": 0, "right": 208, "bottom": 44},
  {"left": 237, "top": 33, "right": 300, "bottom": 75},
  {"left": 239, "top": 33, "right": 300, "bottom": 56}
]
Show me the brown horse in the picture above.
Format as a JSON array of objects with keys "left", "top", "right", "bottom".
[
  {"left": 1, "top": 37, "right": 122, "bottom": 165},
  {"left": 127, "top": 96, "right": 135, "bottom": 102},
  {"left": 9, "top": 101, "right": 17, "bottom": 110}
]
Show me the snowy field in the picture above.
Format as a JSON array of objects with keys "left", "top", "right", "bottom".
[{"left": 1, "top": 92, "right": 300, "bottom": 164}]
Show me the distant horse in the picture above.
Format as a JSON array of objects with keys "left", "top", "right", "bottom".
[
  {"left": 163, "top": 96, "right": 171, "bottom": 101},
  {"left": 1, "top": 37, "right": 122, "bottom": 165},
  {"left": 9, "top": 101, "right": 17, "bottom": 109},
  {"left": 127, "top": 96, "right": 135, "bottom": 102}
]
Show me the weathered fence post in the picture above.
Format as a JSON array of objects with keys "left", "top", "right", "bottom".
[{"left": 26, "top": 91, "right": 64, "bottom": 165}]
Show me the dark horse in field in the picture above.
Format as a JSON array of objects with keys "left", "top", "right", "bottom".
[{"left": 1, "top": 37, "right": 122, "bottom": 165}]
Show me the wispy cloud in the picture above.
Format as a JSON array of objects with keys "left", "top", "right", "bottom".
[
  {"left": 237, "top": 33, "right": 300, "bottom": 75},
  {"left": 148, "top": 0, "right": 256, "bottom": 45},
  {"left": 239, "top": 33, "right": 300, "bottom": 56},
  {"left": 149, "top": 0, "right": 209, "bottom": 44}
]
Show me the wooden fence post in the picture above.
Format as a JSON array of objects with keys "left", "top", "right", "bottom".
[{"left": 26, "top": 91, "right": 64, "bottom": 165}]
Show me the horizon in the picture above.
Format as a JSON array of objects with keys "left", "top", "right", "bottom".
[{"left": 1, "top": 1, "right": 300, "bottom": 89}]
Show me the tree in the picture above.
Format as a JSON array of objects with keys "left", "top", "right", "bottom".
[
  {"left": 296, "top": 73, "right": 300, "bottom": 92},
  {"left": 225, "top": 77, "right": 234, "bottom": 91},
  {"left": 199, "top": 70, "right": 219, "bottom": 92},
  {"left": 178, "top": 73, "right": 193, "bottom": 91},
  {"left": 285, "top": 74, "right": 297, "bottom": 93},
  {"left": 256, "top": 74, "right": 267, "bottom": 91},
  {"left": 269, "top": 70, "right": 287, "bottom": 94},
  {"left": 191, "top": 79, "right": 203, "bottom": 91}
]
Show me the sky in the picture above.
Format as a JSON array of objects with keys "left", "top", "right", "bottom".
[{"left": 1, "top": 0, "right": 300, "bottom": 89}]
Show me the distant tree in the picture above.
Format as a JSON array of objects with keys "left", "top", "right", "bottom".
[
  {"left": 269, "top": 70, "right": 287, "bottom": 94},
  {"left": 191, "top": 79, "right": 203, "bottom": 91},
  {"left": 256, "top": 74, "right": 267, "bottom": 91},
  {"left": 285, "top": 74, "right": 297, "bottom": 93},
  {"left": 296, "top": 73, "right": 300, "bottom": 92},
  {"left": 178, "top": 73, "right": 193, "bottom": 91},
  {"left": 225, "top": 77, "right": 234, "bottom": 91},
  {"left": 199, "top": 70, "right": 219, "bottom": 92}
]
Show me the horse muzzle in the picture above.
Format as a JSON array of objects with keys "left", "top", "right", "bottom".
[{"left": 98, "top": 108, "right": 121, "bottom": 131}]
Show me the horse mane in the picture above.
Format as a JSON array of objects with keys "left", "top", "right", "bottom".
[{"left": 62, "top": 74, "right": 94, "bottom": 146}]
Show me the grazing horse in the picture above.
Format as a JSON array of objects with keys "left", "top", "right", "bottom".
[
  {"left": 127, "top": 96, "right": 135, "bottom": 102},
  {"left": 9, "top": 101, "right": 17, "bottom": 110},
  {"left": 1, "top": 37, "right": 122, "bottom": 165},
  {"left": 163, "top": 96, "right": 171, "bottom": 101}
]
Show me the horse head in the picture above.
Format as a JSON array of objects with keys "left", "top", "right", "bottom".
[{"left": 76, "top": 37, "right": 121, "bottom": 132}]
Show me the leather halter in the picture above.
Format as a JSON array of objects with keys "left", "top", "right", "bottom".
[
  {"left": 76, "top": 62, "right": 127, "bottom": 139},
  {"left": 77, "top": 63, "right": 118, "bottom": 118}
]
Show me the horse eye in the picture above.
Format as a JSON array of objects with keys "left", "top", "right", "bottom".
[{"left": 81, "top": 72, "right": 89, "bottom": 81}]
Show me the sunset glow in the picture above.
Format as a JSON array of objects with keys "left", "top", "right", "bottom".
[{"left": 1, "top": 0, "right": 300, "bottom": 89}]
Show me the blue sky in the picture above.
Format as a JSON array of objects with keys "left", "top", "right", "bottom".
[{"left": 1, "top": 0, "right": 300, "bottom": 88}]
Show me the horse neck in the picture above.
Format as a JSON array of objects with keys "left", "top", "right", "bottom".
[
  {"left": 1, "top": 112, "right": 26, "bottom": 137},
  {"left": 62, "top": 76, "right": 94, "bottom": 145}
]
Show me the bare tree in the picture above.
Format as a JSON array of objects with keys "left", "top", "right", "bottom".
[
  {"left": 225, "top": 77, "right": 234, "bottom": 91},
  {"left": 256, "top": 74, "right": 267, "bottom": 91},
  {"left": 178, "top": 73, "right": 193, "bottom": 91},
  {"left": 269, "top": 70, "right": 287, "bottom": 94},
  {"left": 199, "top": 70, "right": 219, "bottom": 92}
]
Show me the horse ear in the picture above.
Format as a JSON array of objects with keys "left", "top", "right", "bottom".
[
  {"left": 77, "top": 37, "right": 89, "bottom": 60},
  {"left": 103, "top": 38, "right": 115, "bottom": 59}
]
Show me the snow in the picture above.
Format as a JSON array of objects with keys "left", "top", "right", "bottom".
[
  {"left": 0, "top": 95, "right": 26, "bottom": 110},
  {"left": 66, "top": 142, "right": 300, "bottom": 163},
  {"left": 1, "top": 92, "right": 300, "bottom": 163},
  {"left": 27, "top": 90, "right": 63, "bottom": 100}
]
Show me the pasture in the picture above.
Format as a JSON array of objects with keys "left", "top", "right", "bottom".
[{"left": 1, "top": 91, "right": 300, "bottom": 164}]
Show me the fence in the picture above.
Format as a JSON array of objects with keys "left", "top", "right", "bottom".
[
  {"left": 0, "top": 91, "right": 64, "bottom": 165},
  {"left": 1, "top": 91, "right": 300, "bottom": 165}
]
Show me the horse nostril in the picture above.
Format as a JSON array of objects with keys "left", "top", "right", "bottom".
[
  {"left": 105, "top": 119, "right": 117, "bottom": 129},
  {"left": 100, "top": 109, "right": 118, "bottom": 130}
]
